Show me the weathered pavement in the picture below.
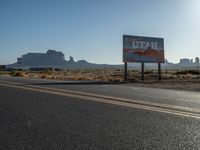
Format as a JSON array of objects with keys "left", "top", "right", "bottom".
[{"left": 1, "top": 76, "right": 200, "bottom": 149}]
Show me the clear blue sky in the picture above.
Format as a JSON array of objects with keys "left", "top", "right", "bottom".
[{"left": 0, "top": 0, "right": 199, "bottom": 64}]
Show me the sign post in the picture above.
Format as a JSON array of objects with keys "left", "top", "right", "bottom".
[
  {"left": 124, "top": 62, "right": 128, "bottom": 81},
  {"left": 141, "top": 62, "right": 144, "bottom": 80},
  {"left": 158, "top": 63, "right": 161, "bottom": 80}
]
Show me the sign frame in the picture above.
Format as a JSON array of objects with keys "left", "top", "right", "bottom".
[{"left": 123, "top": 35, "right": 164, "bottom": 63}]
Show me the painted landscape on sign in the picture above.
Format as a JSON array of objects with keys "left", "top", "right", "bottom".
[{"left": 123, "top": 35, "right": 164, "bottom": 63}]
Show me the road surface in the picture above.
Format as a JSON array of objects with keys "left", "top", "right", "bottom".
[{"left": 0, "top": 76, "right": 200, "bottom": 149}]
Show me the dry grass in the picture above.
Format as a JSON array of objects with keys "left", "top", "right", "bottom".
[
  {"left": 0, "top": 71, "right": 4, "bottom": 75},
  {"left": 1, "top": 68, "right": 200, "bottom": 81},
  {"left": 9, "top": 71, "right": 26, "bottom": 77},
  {"left": 0, "top": 69, "right": 200, "bottom": 91}
]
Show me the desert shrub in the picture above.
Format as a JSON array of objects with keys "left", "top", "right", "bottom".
[
  {"left": 167, "top": 76, "right": 175, "bottom": 79},
  {"left": 77, "top": 77, "right": 87, "bottom": 80},
  {"left": 108, "top": 78, "right": 113, "bottom": 82},
  {"left": 111, "top": 73, "right": 121, "bottom": 77},
  {"left": 112, "top": 78, "right": 121, "bottom": 82},
  {"left": 71, "top": 70, "right": 80, "bottom": 74},
  {"left": 130, "top": 70, "right": 138, "bottom": 73},
  {"left": 41, "top": 74, "right": 48, "bottom": 79},
  {"left": 41, "top": 69, "right": 52, "bottom": 75},
  {"left": 51, "top": 76, "right": 56, "bottom": 79},
  {"left": 174, "top": 70, "right": 200, "bottom": 75},
  {"left": 144, "top": 70, "right": 154, "bottom": 74},
  {"left": 115, "top": 69, "right": 121, "bottom": 72},
  {"left": 10, "top": 71, "right": 24, "bottom": 77},
  {"left": 0, "top": 71, "right": 3, "bottom": 75}
]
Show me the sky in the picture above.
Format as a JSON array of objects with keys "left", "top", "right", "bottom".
[{"left": 0, "top": 0, "right": 200, "bottom": 64}]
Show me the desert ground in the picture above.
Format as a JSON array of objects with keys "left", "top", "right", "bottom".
[{"left": 0, "top": 68, "right": 200, "bottom": 92}]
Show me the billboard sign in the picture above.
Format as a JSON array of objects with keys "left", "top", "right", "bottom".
[{"left": 123, "top": 35, "right": 164, "bottom": 63}]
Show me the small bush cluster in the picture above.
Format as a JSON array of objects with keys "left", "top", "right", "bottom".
[
  {"left": 41, "top": 69, "right": 53, "bottom": 75},
  {"left": 174, "top": 70, "right": 200, "bottom": 75},
  {"left": 10, "top": 71, "right": 24, "bottom": 77},
  {"left": 144, "top": 70, "right": 154, "bottom": 74},
  {"left": 0, "top": 71, "right": 3, "bottom": 75}
]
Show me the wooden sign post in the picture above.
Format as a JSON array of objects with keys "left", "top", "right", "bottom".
[
  {"left": 124, "top": 62, "right": 128, "bottom": 81},
  {"left": 158, "top": 63, "right": 161, "bottom": 80},
  {"left": 141, "top": 62, "right": 144, "bottom": 80}
]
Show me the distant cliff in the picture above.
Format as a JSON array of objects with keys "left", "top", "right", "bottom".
[
  {"left": 6, "top": 50, "right": 200, "bottom": 69},
  {"left": 7, "top": 50, "right": 107, "bottom": 69}
]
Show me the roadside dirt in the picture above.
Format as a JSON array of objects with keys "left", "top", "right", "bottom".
[{"left": 132, "top": 80, "right": 200, "bottom": 92}]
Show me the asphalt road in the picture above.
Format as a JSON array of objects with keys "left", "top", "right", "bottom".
[
  {"left": 1, "top": 76, "right": 200, "bottom": 149},
  {"left": 1, "top": 76, "right": 200, "bottom": 109}
]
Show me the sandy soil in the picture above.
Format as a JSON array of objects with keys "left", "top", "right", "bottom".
[{"left": 1, "top": 70, "right": 200, "bottom": 92}]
